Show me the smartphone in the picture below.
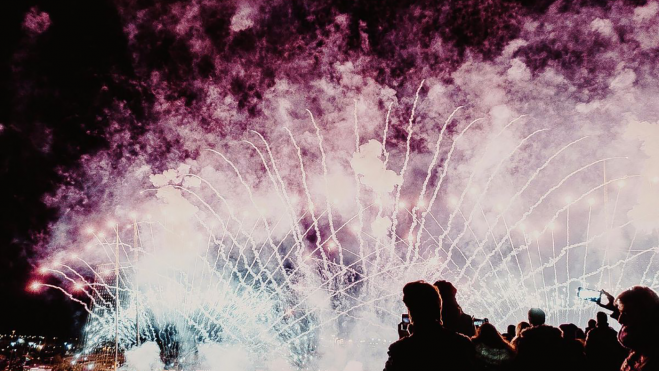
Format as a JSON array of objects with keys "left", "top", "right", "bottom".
[
  {"left": 577, "top": 287, "right": 605, "bottom": 303},
  {"left": 398, "top": 314, "right": 411, "bottom": 338},
  {"left": 473, "top": 318, "right": 488, "bottom": 327}
]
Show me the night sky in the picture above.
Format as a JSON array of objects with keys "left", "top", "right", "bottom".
[
  {"left": 1, "top": 0, "right": 141, "bottom": 336},
  {"left": 1, "top": 0, "right": 657, "bottom": 339}
]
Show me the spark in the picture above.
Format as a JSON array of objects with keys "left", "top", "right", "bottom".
[
  {"left": 33, "top": 100, "right": 655, "bottom": 371},
  {"left": 29, "top": 281, "right": 42, "bottom": 292}
]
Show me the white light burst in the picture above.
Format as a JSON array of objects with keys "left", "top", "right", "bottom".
[{"left": 37, "top": 88, "right": 658, "bottom": 370}]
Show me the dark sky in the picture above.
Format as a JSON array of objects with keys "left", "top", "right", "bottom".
[
  {"left": 0, "top": 0, "right": 141, "bottom": 336},
  {"left": 0, "top": 0, "right": 654, "bottom": 338}
]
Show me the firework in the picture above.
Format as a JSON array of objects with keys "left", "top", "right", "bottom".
[{"left": 35, "top": 89, "right": 658, "bottom": 371}]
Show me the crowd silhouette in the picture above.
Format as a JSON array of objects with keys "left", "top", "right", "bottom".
[{"left": 383, "top": 282, "right": 659, "bottom": 371}]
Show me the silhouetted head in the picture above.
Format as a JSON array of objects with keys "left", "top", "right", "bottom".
[
  {"left": 615, "top": 286, "right": 659, "bottom": 328},
  {"left": 560, "top": 323, "right": 578, "bottom": 340},
  {"left": 435, "top": 280, "right": 458, "bottom": 299},
  {"left": 433, "top": 280, "right": 465, "bottom": 325},
  {"left": 614, "top": 286, "right": 659, "bottom": 351},
  {"left": 528, "top": 308, "right": 546, "bottom": 326},
  {"left": 596, "top": 311, "right": 608, "bottom": 327},
  {"left": 587, "top": 319, "right": 596, "bottom": 329},
  {"left": 403, "top": 281, "right": 442, "bottom": 326},
  {"left": 507, "top": 324, "right": 516, "bottom": 336},
  {"left": 474, "top": 323, "right": 509, "bottom": 348},
  {"left": 575, "top": 327, "right": 586, "bottom": 340},
  {"left": 433, "top": 280, "right": 458, "bottom": 302},
  {"left": 516, "top": 321, "right": 530, "bottom": 336}
]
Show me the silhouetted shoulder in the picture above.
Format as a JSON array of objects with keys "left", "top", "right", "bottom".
[
  {"left": 384, "top": 338, "right": 405, "bottom": 371},
  {"left": 387, "top": 336, "right": 410, "bottom": 354},
  {"left": 520, "top": 324, "right": 562, "bottom": 339},
  {"left": 440, "top": 328, "right": 476, "bottom": 359},
  {"left": 450, "top": 330, "right": 474, "bottom": 347},
  {"left": 386, "top": 335, "right": 422, "bottom": 363},
  {"left": 384, "top": 326, "right": 476, "bottom": 371}
]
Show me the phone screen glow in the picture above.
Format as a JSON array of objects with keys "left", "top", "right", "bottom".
[{"left": 577, "top": 287, "right": 601, "bottom": 301}]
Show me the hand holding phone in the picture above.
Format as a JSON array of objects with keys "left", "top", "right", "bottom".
[
  {"left": 577, "top": 287, "right": 615, "bottom": 311},
  {"left": 577, "top": 287, "right": 603, "bottom": 302},
  {"left": 598, "top": 290, "right": 616, "bottom": 311},
  {"left": 473, "top": 317, "right": 488, "bottom": 327},
  {"left": 398, "top": 314, "right": 411, "bottom": 339}
]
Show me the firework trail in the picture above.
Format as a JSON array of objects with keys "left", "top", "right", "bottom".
[
  {"left": 32, "top": 90, "right": 659, "bottom": 370},
  {"left": 19, "top": 1, "right": 659, "bottom": 370}
]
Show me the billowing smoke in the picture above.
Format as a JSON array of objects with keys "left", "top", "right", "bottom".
[
  {"left": 123, "top": 342, "right": 164, "bottom": 371},
  {"left": 22, "top": 0, "right": 659, "bottom": 370},
  {"left": 625, "top": 118, "right": 659, "bottom": 231}
]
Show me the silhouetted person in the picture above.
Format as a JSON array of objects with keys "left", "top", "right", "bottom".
[
  {"left": 586, "top": 318, "right": 596, "bottom": 335},
  {"left": 434, "top": 280, "right": 476, "bottom": 337},
  {"left": 585, "top": 311, "right": 627, "bottom": 371},
  {"left": 502, "top": 325, "right": 516, "bottom": 342},
  {"left": 510, "top": 321, "right": 530, "bottom": 349},
  {"left": 560, "top": 323, "right": 586, "bottom": 369},
  {"left": 384, "top": 281, "right": 476, "bottom": 371},
  {"left": 598, "top": 286, "right": 659, "bottom": 371},
  {"left": 472, "top": 323, "right": 515, "bottom": 371},
  {"left": 575, "top": 326, "right": 586, "bottom": 341},
  {"left": 513, "top": 308, "right": 567, "bottom": 371}
]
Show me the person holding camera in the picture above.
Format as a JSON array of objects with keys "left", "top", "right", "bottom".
[
  {"left": 384, "top": 281, "right": 476, "bottom": 371},
  {"left": 597, "top": 286, "right": 659, "bottom": 371}
]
